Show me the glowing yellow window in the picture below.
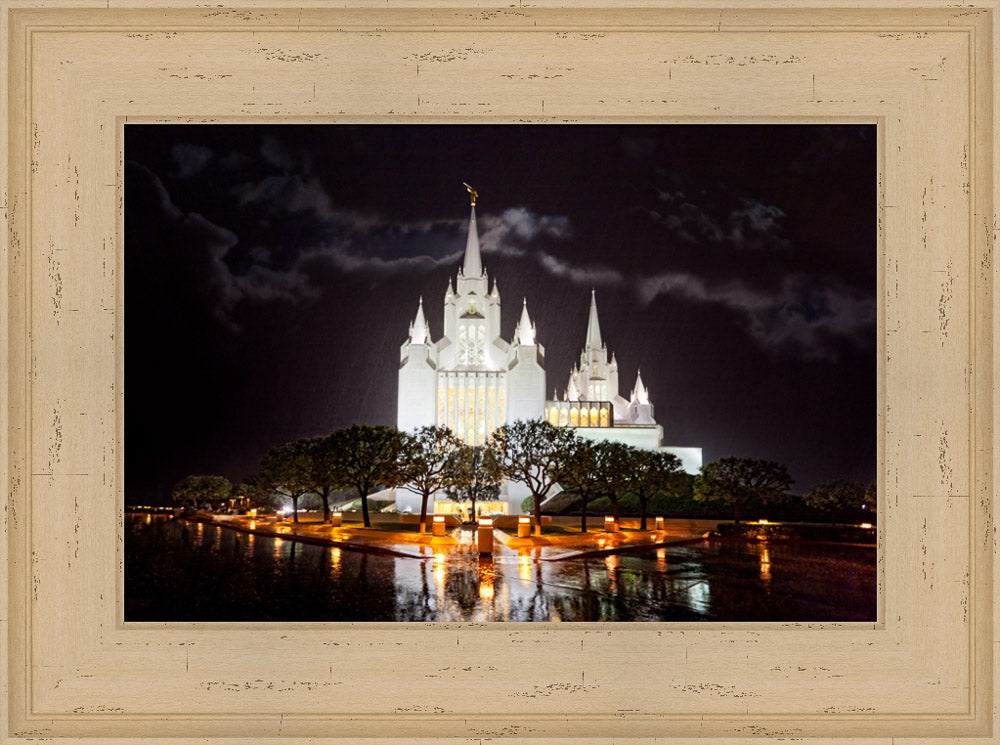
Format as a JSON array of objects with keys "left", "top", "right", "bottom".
[
  {"left": 559, "top": 408, "right": 569, "bottom": 426},
  {"left": 548, "top": 407, "right": 559, "bottom": 426},
  {"left": 600, "top": 407, "right": 609, "bottom": 426},
  {"left": 579, "top": 407, "right": 589, "bottom": 426},
  {"left": 569, "top": 407, "right": 579, "bottom": 426},
  {"left": 590, "top": 407, "right": 599, "bottom": 426}
]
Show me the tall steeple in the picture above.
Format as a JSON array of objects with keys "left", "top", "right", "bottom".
[
  {"left": 408, "top": 296, "right": 430, "bottom": 345},
  {"left": 461, "top": 205, "right": 483, "bottom": 278},
  {"left": 631, "top": 369, "right": 649, "bottom": 405},
  {"left": 516, "top": 297, "right": 535, "bottom": 345},
  {"left": 585, "top": 289, "right": 603, "bottom": 349}
]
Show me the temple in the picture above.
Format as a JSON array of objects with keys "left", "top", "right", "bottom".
[{"left": 394, "top": 193, "right": 702, "bottom": 516}]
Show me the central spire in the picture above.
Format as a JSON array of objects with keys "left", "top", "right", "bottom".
[
  {"left": 585, "top": 289, "right": 603, "bottom": 349},
  {"left": 461, "top": 203, "right": 484, "bottom": 279}
]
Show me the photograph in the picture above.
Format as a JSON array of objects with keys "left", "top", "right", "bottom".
[{"left": 124, "top": 123, "right": 877, "bottom": 622}]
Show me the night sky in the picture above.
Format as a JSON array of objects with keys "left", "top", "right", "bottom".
[{"left": 125, "top": 124, "right": 876, "bottom": 503}]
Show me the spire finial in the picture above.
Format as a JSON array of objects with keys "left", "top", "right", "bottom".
[
  {"left": 463, "top": 182, "right": 478, "bottom": 206},
  {"left": 516, "top": 297, "right": 535, "bottom": 345},
  {"left": 585, "top": 289, "right": 603, "bottom": 350},
  {"left": 461, "top": 196, "right": 483, "bottom": 278}
]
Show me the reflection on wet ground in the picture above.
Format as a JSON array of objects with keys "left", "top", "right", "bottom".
[{"left": 125, "top": 518, "right": 876, "bottom": 622}]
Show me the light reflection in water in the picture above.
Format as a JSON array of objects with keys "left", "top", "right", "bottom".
[
  {"left": 518, "top": 554, "right": 532, "bottom": 582},
  {"left": 129, "top": 521, "right": 876, "bottom": 622},
  {"left": 760, "top": 546, "right": 772, "bottom": 581},
  {"left": 433, "top": 553, "right": 446, "bottom": 586}
]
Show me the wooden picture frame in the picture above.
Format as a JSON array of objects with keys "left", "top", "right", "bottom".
[{"left": 2, "top": 2, "right": 996, "bottom": 741}]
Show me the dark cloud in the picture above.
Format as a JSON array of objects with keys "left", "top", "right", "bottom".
[
  {"left": 638, "top": 271, "right": 874, "bottom": 360},
  {"left": 170, "top": 143, "right": 213, "bottom": 179}
]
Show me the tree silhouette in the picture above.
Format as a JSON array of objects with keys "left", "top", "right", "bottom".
[
  {"left": 803, "top": 479, "right": 874, "bottom": 524},
  {"left": 493, "top": 420, "right": 575, "bottom": 534},
  {"left": 398, "top": 426, "right": 460, "bottom": 531},
  {"left": 554, "top": 436, "right": 603, "bottom": 533},
  {"left": 625, "top": 449, "right": 685, "bottom": 530},
  {"left": 256, "top": 441, "right": 312, "bottom": 523},
  {"left": 171, "top": 474, "right": 231, "bottom": 509},
  {"left": 330, "top": 424, "right": 407, "bottom": 528},
  {"left": 443, "top": 443, "right": 502, "bottom": 521},
  {"left": 693, "top": 456, "right": 793, "bottom": 523}
]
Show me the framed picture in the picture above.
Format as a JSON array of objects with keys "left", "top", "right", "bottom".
[{"left": 2, "top": 2, "right": 996, "bottom": 742}]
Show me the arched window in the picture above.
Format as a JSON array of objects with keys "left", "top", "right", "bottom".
[
  {"left": 569, "top": 407, "right": 579, "bottom": 427},
  {"left": 548, "top": 407, "right": 559, "bottom": 426},
  {"left": 559, "top": 408, "right": 569, "bottom": 426},
  {"left": 579, "top": 407, "right": 589, "bottom": 427},
  {"left": 600, "top": 407, "right": 609, "bottom": 427},
  {"left": 590, "top": 407, "right": 599, "bottom": 426}
]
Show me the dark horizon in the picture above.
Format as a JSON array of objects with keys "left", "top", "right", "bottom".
[{"left": 125, "top": 124, "right": 876, "bottom": 504}]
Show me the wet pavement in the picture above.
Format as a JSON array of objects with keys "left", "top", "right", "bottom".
[{"left": 125, "top": 516, "right": 876, "bottom": 622}]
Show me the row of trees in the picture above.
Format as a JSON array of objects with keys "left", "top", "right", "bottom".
[{"left": 173, "top": 420, "right": 875, "bottom": 531}]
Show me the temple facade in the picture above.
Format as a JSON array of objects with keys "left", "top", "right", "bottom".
[{"left": 394, "top": 197, "right": 702, "bottom": 516}]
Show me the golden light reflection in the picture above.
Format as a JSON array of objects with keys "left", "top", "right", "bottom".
[
  {"left": 656, "top": 548, "right": 667, "bottom": 567},
  {"left": 273, "top": 536, "right": 282, "bottom": 558},
  {"left": 479, "top": 575, "right": 495, "bottom": 600},
  {"left": 248, "top": 520, "right": 256, "bottom": 530},
  {"left": 330, "top": 547, "right": 341, "bottom": 572},
  {"left": 760, "top": 546, "right": 772, "bottom": 581},
  {"left": 144, "top": 513, "right": 152, "bottom": 524},
  {"left": 604, "top": 554, "right": 619, "bottom": 573},
  {"left": 246, "top": 533, "right": 255, "bottom": 557},
  {"left": 433, "top": 553, "right": 446, "bottom": 586},
  {"left": 519, "top": 554, "right": 532, "bottom": 581}
]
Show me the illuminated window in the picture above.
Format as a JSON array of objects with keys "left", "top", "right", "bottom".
[
  {"left": 600, "top": 407, "right": 609, "bottom": 426},
  {"left": 475, "top": 325, "right": 486, "bottom": 364},
  {"left": 548, "top": 406, "right": 559, "bottom": 426},
  {"left": 569, "top": 407, "right": 579, "bottom": 427},
  {"left": 579, "top": 407, "right": 589, "bottom": 426},
  {"left": 559, "top": 407, "right": 569, "bottom": 426},
  {"left": 590, "top": 407, "right": 599, "bottom": 426},
  {"left": 488, "top": 385, "right": 497, "bottom": 433},
  {"left": 437, "top": 385, "right": 446, "bottom": 425},
  {"left": 498, "top": 387, "right": 506, "bottom": 424},
  {"left": 456, "top": 384, "right": 466, "bottom": 441}
]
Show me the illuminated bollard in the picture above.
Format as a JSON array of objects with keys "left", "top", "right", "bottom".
[
  {"left": 329, "top": 511, "right": 342, "bottom": 527},
  {"left": 654, "top": 516, "right": 665, "bottom": 530},
  {"left": 517, "top": 516, "right": 532, "bottom": 538},
  {"left": 432, "top": 515, "right": 447, "bottom": 537},
  {"left": 604, "top": 516, "right": 619, "bottom": 533},
  {"left": 477, "top": 519, "right": 494, "bottom": 555}
]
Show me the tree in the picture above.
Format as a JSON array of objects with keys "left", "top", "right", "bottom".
[
  {"left": 398, "top": 426, "right": 461, "bottom": 532},
  {"left": 555, "top": 436, "right": 603, "bottom": 533},
  {"left": 625, "top": 449, "right": 685, "bottom": 530},
  {"left": 693, "top": 456, "right": 793, "bottom": 523},
  {"left": 492, "top": 419, "right": 576, "bottom": 534},
  {"left": 256, "top": 441, "right": 312, "bottom": 523},
  {"left": 443, "top": 443, "right": 503, "bottom": 521},
  {"left": 592, "top": 441, "right": 635, "bottom": 524},
  {"left": 802, "top": 479, "right": 875, "bottom": 524},
  {"left": 171, "top": 474, "right": 231, "bottom": 510},
  {"left": 301, "top": 435, "right": 341, "bottom": 524},
  {"left": 330, "top": 424, "right": 408, "bottom": 528}
]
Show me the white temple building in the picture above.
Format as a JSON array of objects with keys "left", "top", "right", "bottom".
[{"left": 393, "top": 194, "right": 702, "bottom": 516}]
